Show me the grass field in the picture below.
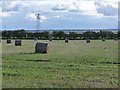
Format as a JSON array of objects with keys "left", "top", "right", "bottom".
[{"left": 2, "top": 40, "right": 118, "bottom": 88}]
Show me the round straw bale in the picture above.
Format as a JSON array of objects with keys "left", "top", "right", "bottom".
[
  {"left": 49, "top": 35, "right": 52, "bottom": 41},
  {"left": 102, "top": 38, "right": 105, "bottom": 41},
  {"left": 114, "top": 38, "right": 117, "bottom": 41},
  {"left": 34, "top": 38, "right": 38, "bottom": 41},
  {"left": 15, "top": 40, "right": 21, "bottom": 46},
  {"left": 86, "top": 39, "right": 90, "bottom": 43},
  {"left": 49, "top": 37, "right": 52, "bottom": 41},
  {"left": 7, "top": 39, "right": 11, "bottom": 44},
  {"left": 65, "top": 38, "right": 68, "bottom": 43},
  {"left": 35, "top": 42, "right": 49, "bottom": 53}
]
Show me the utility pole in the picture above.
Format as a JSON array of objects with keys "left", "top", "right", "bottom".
[
  {"left": 35, "top": 13, "right": 40, "bottom": 40},
  {"left": 36, "top": 13, "right": 40, "bottom": 32}
]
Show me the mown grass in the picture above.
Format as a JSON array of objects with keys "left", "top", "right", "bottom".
[{"left": 2, "top": 40, "right": 118, "bottom": 88}]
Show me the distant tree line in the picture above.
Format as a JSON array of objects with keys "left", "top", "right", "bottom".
[{"left": 2, "top": 29, "right": 120, "bottom": 40}]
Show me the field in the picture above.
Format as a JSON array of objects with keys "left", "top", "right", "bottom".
[{"left": 2, "top": 40, "right": 118, "bottom": 88}]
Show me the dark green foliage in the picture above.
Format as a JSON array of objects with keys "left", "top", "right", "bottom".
[
  {"left": 2, "top": 30, "right": 118, "bottom": 40},
  {"left": 53, "top": 31, "right": 65, "bottom": 40}
]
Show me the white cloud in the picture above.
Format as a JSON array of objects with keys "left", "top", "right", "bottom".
[
  {"left": 95, "top": 1, "right": 118, "bottom": 16},
  {"left": 74, "top": 1, "right": 101, "bottom": 16},
  {"left": 54, "top": 15, "right": 61, "bottom": 18},
  {"left": 40, "top": 16, "right": 46, "bottom": 20},
  {"left": 0, "top": 12, "right": 11, "bottom": 17},
  {"left": 2, "top": 1, "right": 19, "bottom": 12},
  {"left": 26, "top": 13, "right": 46, "bottom": 22},
  {"left": 1, "top": 0, "right": 118, "bottom": 18},
  {"left": 39, "top": 15, "right": 47, "bottom": 22},
  {"left": 26, "top": 13, "right": 36, "bottom": 20}
]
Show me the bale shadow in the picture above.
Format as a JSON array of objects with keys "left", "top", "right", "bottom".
[
  {"left": 18, "top": 52, "right": 35, "bottom": 55},
  {"left": 26, "top": 59, "right": 50, "bottom": 62},
  {"left": 9, "top": 52, "right": 35, "bottom": 56},
  {"left": 15, "top": 52, "right": 48, "bottom": 55},
  {"left": 100, "top": 62, "right": 120, "bottom": 65},
  {"left": 3, "top": 73, "right": 23, "bottom": 77}
]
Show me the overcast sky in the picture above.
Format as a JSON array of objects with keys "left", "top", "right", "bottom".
[{"left": 0, "top": 0, "right": 119, "bottom": 30}]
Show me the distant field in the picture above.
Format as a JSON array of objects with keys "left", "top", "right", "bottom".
[{"left": 2, "top": 40, "right": 118, "bottom": 88}]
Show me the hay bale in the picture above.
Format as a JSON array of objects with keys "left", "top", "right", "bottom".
[
  {"left": 65, "top": 38, "right": 68, "bottom": 43},
  {"left": 35, "top": 43, "right": 48, "bottom": 53},
  {"left": 7, "top": 39, "right": 11, "bottom": 44},
  {"left": 114, "top": 38, "right": 117, "bottom": 41},
  {"left": 49, "top": 35, "right": 52, "bottom": 41},
  {"left": 49, "top": 38, "right": 52, "bottom": 41},
  {"left": 102, "top": 38, "right": 105, "bottom": 41},
  {"left": 15, "top": 40, "right": 21, "bottom": 46},
  {"left": 34, "top": 38, "right": 37, "bottom": 41},
  {"left": 49, "top": 37, "right": 52, "bottom": 41},
  {"left": 86, "top": 39, "right": 90, "bottom": 43}
]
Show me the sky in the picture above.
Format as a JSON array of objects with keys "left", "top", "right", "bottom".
[{"left": 0, "top": 0, "right": 119, "bottom": 30}]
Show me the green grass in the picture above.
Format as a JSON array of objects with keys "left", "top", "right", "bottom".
[{"left": 2, "top": 40, "right": 118, "bottom": 88}]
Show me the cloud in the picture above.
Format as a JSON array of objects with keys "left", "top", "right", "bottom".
[
  {"left": 26, "top": 13, "right": 36, "bottom": 20},
  {"left": 2, "top": 0, "right": 118, "bottom": 17},
  {"left": 26, "top": 13, "right": 46, "bottom": 22},
  {"left": 54, "top": 15, "right": 61, "bottom": 18},
  {"left": 52, "top": 4, "right": 68, "bottom": 12},
  {"left": 2, "top": 1, "right": 19, "bottom": 12},
  {"left": 50, "top": 0, "right": 118, "bottom": 17},
  {"left": 0, "top": 12, "right": 11, "bottom": 17},
  {"left": 95, "top": 1, "right": 118, "bottom": 16},
  {"left": 73, "top": 1, "right": 101, "bottom": 16}
]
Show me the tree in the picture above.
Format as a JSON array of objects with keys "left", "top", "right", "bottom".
[
  {"left": 57, "top": 31, "right": 65, "bottom": 39},
  {"left": 100, "top": 30, "right": 107, "bottom": 39},
  {"left": 52, "top": 31, "right": 64, "bottom": 40},
  {"left": 69, "top": 32, "right": 78, "bottom": 40},
  {"left": 42, "top": 31, "right": 49, "bottom": 40},
  {"left": 83, "top": 31, "right": 92, "bottom": 39},
  {"left": 118, "top": 31, "right": 120, "bottom": 39}
]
